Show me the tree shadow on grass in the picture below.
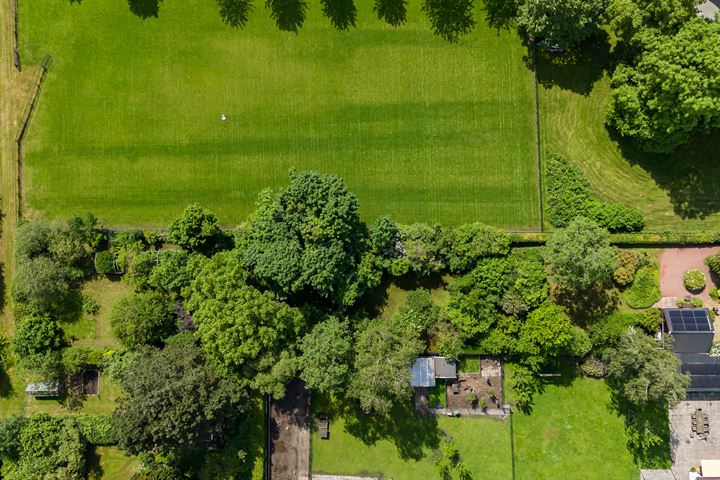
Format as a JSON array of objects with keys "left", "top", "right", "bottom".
[
  {"left": 612, "top": 130, "right": 720, "bottom": 221},
  {"left": 553, "top": 284, "right": 619, "bottom": 326},
  {"left": 86, "top": 445, "right": 105, "bottom": 480},
  {"left": 535, "top": 32, "right": 611, "bottom": 96},
  {"left": 607, "top": 390, "right": 672, "bottom": 469},
  {"left": 128, "top": 0, "right": 162, "bottom": 18},
  {"left": 319, "top": 395, "right": 441, "bottom": 461}
]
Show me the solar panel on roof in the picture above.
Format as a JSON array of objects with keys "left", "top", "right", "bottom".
[{"left": 665, "top": 308, "right": 712, "bottom": 333}]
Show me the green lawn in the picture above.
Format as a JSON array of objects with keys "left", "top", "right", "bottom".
[
  {"left": 19, "top": 0, "right": 538, "bottom": 228},
  {"left": 509, "top": 367, "right": 639, "bottom": 480},
  {"left": 538, "top": 37, "right": 720, "bottom": 232},
  {"left": 311, "top": 395, "right": 513, "bottom": 479}
]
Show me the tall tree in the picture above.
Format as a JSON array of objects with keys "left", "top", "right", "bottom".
[
  {"left": 114, "top": 340, "right": 244, "bottom": 455},
  {"left": 517, "top": 302, "right": 589, "bottom": 368},
  {"left": 607, "top": 0, "right": 700, "bottom": 47},
  {"left": 168, "top": 203, "right": 224, "bottom": 254},
  {"left": 606, "top": 19, "right": 720, "bottom": 153},
  {"left": 349, "top": 318, "right": 423, "bottom": 415},
  {"left": 422, "top": 0, "right": 476, "bottom": 43},
  {"left": 299, "top": 317, "right": 353, "bottom": 393},
  {"left": 544, "top": 217, "right": 615, "bottom": 290},
  {"left": 241, "top": 171, "right": 366, "bottom": 306},
  {"left": 605, "top": 329, "right": 689, "bottom": 408},
  {"left": 517, "top": 0, "right": 607, "bottom": 49},
  {"left": 110, "top": 291, "right": 176, "bottom": 348}
]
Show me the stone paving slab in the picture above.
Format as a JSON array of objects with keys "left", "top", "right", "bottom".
[{"left": 670, "top": 400, "right": 720, "bottom": 478}]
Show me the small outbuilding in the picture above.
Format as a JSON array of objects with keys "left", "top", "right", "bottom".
[
  {"left": 662, "top": 308, "right": 714, "bottom": 354},
  {"left": 410, "top": 356, "right": 457, "bottom": 388},
  {"left": 25, "top": 380, "right": 62, "bottom": 398}
]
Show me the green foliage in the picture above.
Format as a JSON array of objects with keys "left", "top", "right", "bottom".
[
  {"left": 13, "top": 256, "right": 79, "bottom": 310},
  {"left": 691, "top": 297, "right": 704, "bottom": 308},
  {"left": 168, "top": 203, "right": 224, "bottom": 254},
  {"left": 67, "top": 212, "right": 104, "bottom": 250},
  {"left": 683, "top": 268, "right": 706, "bottom": 292},
  {"left": 510, "top": 364, "right": 543, "bottom": 409},
  {"left": 0, "top": 416, "right": 26, "bottom": 462},
  {"left": 125, "top": 253, "right": 155, "bottom": 289},
  {"left": 110, "top": 291, "right": 176, "bottom": 348},
  {"left": 186, "top": 252, "right": 305, "bottom": 392},
  {"left": 517, "top": 302, "right": 584, "bottom": 368},
  {"left": 607, "top": 0, "right": 699, "bottom": 47},
  {"left": 623, "top": 264, "right": 661, "bottom": 308},
  {"left": 81, "top": 293, "right": 100, "bottom": 315},
  {"left": 94, "top": 250, "right": 115, "bottom": 274},
  {"left": 398, "top": 223, "right": 448, "bottom": 276},
  {"left": 706, "top": 252, "right": 720, "bottom": 276},
  {"left": 149, "top": 251, "right": 191, "bottom": 295},
  {"left": 395, "top": 289, "right": 441, "bottom": 338},
  {"left": 370, "top": 216, "right": 402, "bottom": 259},
  {"left": 431, "top": 320, "right": 465, "bottom": 360},
  {"left": 446, "top": 223, "right": 510, "bottom": 273},
  {"left": 114, "top": 341, "right": 244, "bottom": 455},
  {"left": 613, "top": 249, "right": 639, "bottom": 286},
  {"left": 607, "top": 19, "right": 720, "bottom": 153},
  {"left": 77, "top": 415, "right": 118, "bottom": 446},
  {"left": 241, "top": 171, "right": 366, "bottom": 306},
  {"left": 299, "top": 317, "right": 352, "bottom": 394},
  {"left": 544, "top": 154, "right": 644, "bottom": 232},
  {"left": 578, "top": 355, "right": 607, "bottom": 377},
  {"left": 710, "top": 287, "right": 720, "bottom": 302},
  {"left": 12, "top": 313, "right": 63, "bottom": 358},
  {"left": 349, "top": 318, "right": 423, "bottom": 415},
  {"left": 605, "top": 329, "right": 689, "bottom": 408},
  {"left": 99, "top": 350, "right": 140, "bottom": 387},
  {"left": 422, "top": 0, "right": 475, "bottom": 43},
  {"left": 518, "top": 0, "right": 606, "bottom": 49},
  {"left": 545, "top": 217, "right": 616, "bottom": 290},
  {"left": 6, "top": 414, "right": 85, "bottom": 480}
]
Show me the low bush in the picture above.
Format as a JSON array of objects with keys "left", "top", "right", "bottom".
[
  {"left": 12, "top": 313, "right": 63, "bottom": 358},
  {"left": 684, "top": 269, "right": 706, "bottom": 292},
  {"left": 691, "top": 297, "right": 704, "bottom": 308},
  {"left": 586, "top": 201, "right": 645, "bottom": 233},
  {"left": 579, "top": 356, "right": 607, "bottom": 378},
  {"left": 446, "top": 223, "right": 510, "bottom": 273},
  {"left": 77, "top": 415, "right": 118, "bottom": 446},
  {"left": 613, "top": 250, "right": 639, "bottom": 286},
  {"left": 706, "top": 253, "right": 720, "bottom": 276},
  {"left": 94, "top": 251, "right": 115, "bottom": 274},
  {"left": 81, "top": 294, "right": 99, "bottom": 315},
  {"left": 710, "top": 287, "right": 720, "bottom": 302},
  {"left": 623, "top": 265, "right": 661, "bottom": 309}
]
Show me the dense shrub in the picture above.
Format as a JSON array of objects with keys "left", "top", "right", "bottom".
[
  {"left": 398, "top": 223, "right": 448, "bottom": 276},
  {"left": 446, "top": 223, "right": 510, "bottom": 273},
  {"left": 77, "top": 415, "right": 118, "bottom": 446},
  {"left": 710, "top": 287, "right": 720, "bottom": 302},
  {"left": 0, "top": 415, "right": 26, "bottom": 461},
  {"left": 394, "top": 289, "right": 441, "bottom": 337},
  {"left": 544, "top": 154, "right": 644, "bottom": 232},
  {"left": 94, "top": 250, "right": 115, "bottom": 274},
  {"left": 168, "top": 203, "right": 223, "bottom": 254},
  {"left": 110, "top": 292, "right": 176, "bottom": 348},
  {"left": 12, "top": 313, "right": 63, "bottom": 358},
  {"left": 586, "top": 201, "right": 645, "bottom": 233},
  {"left": 370, "top": 216, "right": 402, "bottom": 259},
  {"left": 544, "top": 154, "right": 592, "bottom": 228},
  {"left": 148, "top": 251, "right": 191, "bottom": 295},
  {"left": 691, "top": 297, "right": 704, "bottom": 308},
  {"left": 613, "top": 249, "right": 640, "bottom": 286},
  {"left": 706, "top": 253, "right": 720, "bottom": 276},
  {"left": 81, "top": 293, "right": 100, "bottom": 315},
  {"left": 579, "top": 356, "right": 607, "bottom": 378},
  {"left": 12, "top": 256, "right": 79, "bottom": 310},
  {"left": 683, "top": 269, "right": 706, "bottom": 292},
  {"left": 623, "top": 265, "right": 661, "bottom": 309}
]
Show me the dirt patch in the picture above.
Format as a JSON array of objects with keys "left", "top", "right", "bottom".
[
  {"left": 269, "top": 378, "right": 310, "bottom": 480},
  {"left": 659, "top": 247, "right": 720, "bottom": 304},
  {"left": 83, "top": 370, "right": 99, "bottom": 395},
  {"left": 446, "top": 359, "right": 502, "bottom": 410}
]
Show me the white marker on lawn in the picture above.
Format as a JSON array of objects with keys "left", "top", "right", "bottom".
[{"left": 221, "top": 114, "right": 227, "bottom": 121}]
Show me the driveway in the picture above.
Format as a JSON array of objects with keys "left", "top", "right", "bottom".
[{"left": 658, "top": 247, "right": 719, "bottom": 304}]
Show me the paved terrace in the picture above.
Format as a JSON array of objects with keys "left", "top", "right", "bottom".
[{"left": 670, "top": 400, "right": 720, "bottom": 478}]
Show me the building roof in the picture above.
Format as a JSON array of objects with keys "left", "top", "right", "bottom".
[
  {"left": 703, "top": 460, "right": 720, "bottom": 478},
  {"left": 25, "top": 380, "right": 61, "bottom": 396},
  {"left": 678, "top": 354, "right": 720, "bottom": 392},
  {"left": 663, "top": 308, "right": 713, "bottom": 333},
  {"left": 410, "top": 357, "right": 435, "bottom": 387},
  {"left": 433, "top": 357, "right": 457, "bottom": 379}
]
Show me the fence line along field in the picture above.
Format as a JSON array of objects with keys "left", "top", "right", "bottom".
[{"left": 19, "top": 0, "right": 538, "bottom": 228}]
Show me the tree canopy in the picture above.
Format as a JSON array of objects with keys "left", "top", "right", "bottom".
[
  {"left": 517, "top": 0, "right": 607, "bottom": 49},
  {"left": 544, "top": 217, "right": 615, "bottom": 290},
  {"left": 299, "top": 317, "right": 353, "bottom": 393},
  {"left": 110, "top": 291, "right": 177, "bottom": 348},
  {"left": 606, "top": 19, "right": 720, "bottom": 153},
  {"left": 114, "top": 340, "right": 244, "bottom": 455},
  {"left": 168, "top": 203, "right": 224, "bottom": 254},
  {"left": 241, "top": 171, "right": 366, "bottom": 306}
]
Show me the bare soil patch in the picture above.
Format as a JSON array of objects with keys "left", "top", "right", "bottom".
[
  {"left": 269, "top": 378, "right": 310, "bottom": 480},
  {"left": 446, "top": 359, "right": 502, "bottom": 410}
]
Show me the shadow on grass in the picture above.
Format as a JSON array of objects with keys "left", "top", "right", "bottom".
[
  {"left": 535, "top": 32, "right": 611, "bottom": 96},
  {"left": 86, "top": 445, "right": 105, "bottom": 480},
  {"left": 613, "top": 131, "right": 720, "bottom": 220},
  {"left": 314, "top": 394, "right": 441, "bottom": 461},
  {"left": 128, "top": 0, "right": 163, "bottom": 18},
  {"left": 608, "top": 391, "right": 672, "bottom": 469},
  {"left": 553, "top": 284, "right": 619, "bottom": 326}
]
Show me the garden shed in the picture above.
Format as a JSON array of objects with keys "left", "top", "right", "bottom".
[
  {"left": 25, "top": 380, "right": 62, "bottom": 398},
  {"left": 410, "top": 356, "right": 457, "bottom": 388},
  {"left": 662, "top": 308, "right": 714, "bottom": 354}
]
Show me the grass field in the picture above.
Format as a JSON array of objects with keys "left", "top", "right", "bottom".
[
  {"left": 19, "top": 0, "right": 538, "bottom": 228},
  {"left": 538, "top": 38, "right": 720, "bottom": 232},
  {"left": 311, "top": 395, "right": 513, "bottom": 479},
  {"left": 509, "top": 367, "right": 640, "bottom": 480}
]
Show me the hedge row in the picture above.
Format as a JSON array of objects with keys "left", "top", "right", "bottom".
[
  {"left": 510, "top": 232, "right": 720, "bottom": 246},
  {"left": 76, "top": 415, "right": 118, "bottom": 446}
]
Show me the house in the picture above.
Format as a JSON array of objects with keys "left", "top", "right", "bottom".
[
  {"left": 410, "top": 356, "right": 457, "bottom": 388},
  {"left": 25, "top": 380, "right": 62, "bottom": 398},
  {"left": 662, "top": 308, "right": 720, "bottom": 399}
]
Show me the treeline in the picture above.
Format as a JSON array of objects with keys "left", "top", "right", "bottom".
[{"left": 0, "top": 170, "right": 690, "bottom": 476}]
